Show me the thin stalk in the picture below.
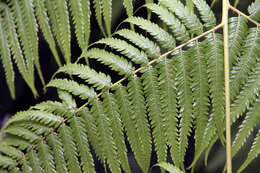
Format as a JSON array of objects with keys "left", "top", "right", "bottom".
[{"left": 222, "top": 0, "right": 232, "bottom": 173}]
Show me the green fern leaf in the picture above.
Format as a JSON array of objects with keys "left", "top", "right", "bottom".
[
  {"left": 4, "top": 127, "right": 40, "bottom": 143},
  {"left": 55, "top": 63, "right": 111, "bottom": 90},
  {"left": 114, "top": 85, "right": 149, "bottom": 173},
  {"left": 90, "top": 98, "right": 121, "bottom": 173},
  {"left": 0, "top": 156, "right": 15, "bottom": 170},
  {"left": 230, "top": 62, "right": 260, "bottom": 124},
  {"left": 3, "top": 110, "right": 63, "bottom": 130},
  {"left": 84, "top": 48, "right": 134, "bottom": 75},
  {"left": 69, "top": 116, "right": 96, "bottom": 173},
  {"left": 0, "top": 20, "right": 15, "bottom": 99},
  {"left": 47, "top": 133, "right": 68, "bottom": 173},
  {"left": 10, "top": 0, "right": 35, "bottom": 89},
  {"left": 237, "top": 127, "right": 260, "bottom": 173},
  {"left": 93, "top": 0, "right": 106, "bottom": 37},
  {"left": 0, "top": 5, "right": 37, "bottom": 97},
  {"left": 145, "top": 3, "right": 190, "bottom": 43},
  {"left": 57, "top": 90, "right": 77, "bottom": 109},
  {"left": 32, "top": 101, "right": 74, "bottom": 118},
  {"left": 228, "top": 17, "right": 248, "bottom": 70},
  {"left": 126, "top": 16, "right": 176, "bottom": 49},
  {"left": 101, "top": 0, "right": 112, "bottom": 36},
  {"left": 37, "top": 141, "right": 57, "bottom": 173},
  {"left": 102, "top": 91, "right": 131, "bottom": 173},
  {"left": 123, "top": 0, "right": 133, "bottom": 17},
  {"left": 59, "top": 125, "right": 82, "bottom": 173},
  {"left": 157, "top": 57, "right": 179, "bottom": 166},
  {"left": 0, "top": 145, "right": 23, "bottom": 161},
  {"left": 192, "top": 0, "right": 216, "bottom": 29},
  {"left": 28, "top": 150, "right": 42, "bottom": 173},
  {"left": 15, "top": 122, "right": 50, "bottom": 136},
  {"left": 230, "top": 27, "right": 260, "bottom": 100},
  {"left": 21, "top": 0, "right": 45, "bottom": 87},
  {"left": 97, "top": 37, "right": 149, "bottom": 65},
  {"left": 154, "top": 162, "right": 184, "bottom": 173},
  {"left": 21, "top": 157, "right": 30, "bottom": 173},
  {"left": 189, "top": 41, "right": 210, "bottom": 156},
  {"left": 0, "top": 135, "right": 31, "bottom": 151},
  {"left": 205, "top": 33, "right": 225, "bottom": 142},
  {"left": 69, "top": 0, "right": 86, "bottom": 50},
  {"left": 174, "top": 49, "right": 193, "bottom": 169},
  {"left": 142, "top": 66, "right": 167, "bottom": 164},
  {"left": 81, "top": 0, "right": 91, "bottom": 47},
  {"left": 80, "top": 108, "right": 104, "bottom": 162},
  {"left": 231, "top": 100, "right": 260, "bottom": 158},
  {"left": 115, "top": 29, "right": 161, "bottom": 58},
  {"left": 33, "top": 0, "right": 61, "bottom": 66},
  {"left": 248, "top": 0, "right": 260, "bottom": 21},
  {"left": 127, "top": 75, "right": 152, "bottom": 173},
  {"left": 159, "top": 0, "right": 203, "bottom": 35},
  {"left": 45, "top": 0, "right": 71, "bottom": 63},
  {"left": 47, "top": 79, "right": 96, "bottom": 100}
]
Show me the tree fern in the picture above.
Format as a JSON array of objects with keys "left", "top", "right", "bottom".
[{"left": 0, "top": 0, "right": 260, "bottom": 173}]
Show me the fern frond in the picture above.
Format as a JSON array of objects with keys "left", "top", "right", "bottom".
[
  {"left": 192, "top": 0, "right": 216, "bottom": 29},
  {"left": 126, "top": 16, "right": 176, "bottom": 49},
  {"left": 0, "top": 19, "right": 15, "bottom": 99},
  {"left": 115, "top": 29, "right": 161, "bottom": 58},
  {"left": 47, "top": 79, "right": 96, "bottom": 100},
  {"left": 93, "top": 0, "right": 106, "bottom": 37},
  {"left": 69, "top": 0, "right": 87, "bottom": 50},
  {"left": 45, "top": 0, "right": 71, "bottom": 63},
  {"left": 32, "top": 101, "right": 74, "bottom": 118},
  {"left": 21, "top": 157, "right": 30, "bottom": 173},
  {"left": 157, "top": 57, "right": 179, "bottom": 166},
  {"left": 15, "top": 122, "right": 50, "bottom": 136},
  {"left": 47, "top": 133, "right": 68, "bottom": 173},
  {"left": 238, "top": 127, "right": 260, "bottom": 173},
  {"left": 230, "top": 27, "right": 260, "bottom": 100},
  {"left": 123, "top": 0, "right": 133, "bottom": 17},
  {"left": 189, "top": 41, "right": 210, "bottom": 156},
  {"left": 0, "top": 145, "right": 23, "bottom": 161},
  {"left": 20, "top": 0, "right": 45, "bottom": 87},
  {"left": 97, "top": 38, "right": 149, "bottom": 65},
  {"left": 4, "top": 127, "right": 40, "bottom": 143},
  {"left": 56, "top": 63, "right": 111, "bottom": 90},
  {"left": 69, "top": 116, "right": 96, "bottom": 173},
  {"left": 37, "top": 141, "right": 57, "bottom": 173},
  {"left": 174, "top": 49, "right": 193, "bottom": 169},
  {"left": 145, "top": 3, "right": 190, "bottom": 43},
  {"left": 231, "top": 99, "right": 260, "bottom": 159},
  {"left": 101, "top": 0, "right": 112, "bottom": 36},
  {"left": 58, "top": 90, "right": 77, "bottom": 109},
  {"left": 59, "top": 125, "right": 82, "bottom": 173},
  {"left": 127, "top": 75, "right": 152, "bottom": 173},
  {"left": 228, "top": 16, "right": 248, "bottom": 69},
  {"left": 9, "top": 0, "right": 35, "bottom": 89},
  {"left": 0, "top": 5, "right": 37, "bottom": 96},
  {"left": 28, "top": 150, "right": 42, "bottom": 173},
  {"left": 0, "top": 156, "right": 15, "bottom": 170},
  {"left": 248, "top": 0, "right": 260, "bottom": 21},
  {"left": 90, "top": 98, "right": 121, "bottom": 173},
  {"left": 84, "top": 48, "right": 134, "bottom": 75},
  {"left": 142, "top": 66, "right": 167, "bottom": 164},
  {"left": 205, "top": 33, "right": 225, "bottom": 142},
  {"left": 114, "top": 85, "right": 149, "bottom": 173},
  {"left": 102, "top": 91, "right": 131, "bottom": 173},
  {"left": 230, "top": 62, "right": 260, "bottom": 124},
  {"left": 33, "top": 0, "right": 61, "bottom": 66},
  {"left": 159, "top": 0, "right": 203, "bottom": 35},
  {"left": 0, "top": 135, "right": 32, "bottom": 151},
  {"left": 3, "top": 110, "right": 63, "bottom": 130}
]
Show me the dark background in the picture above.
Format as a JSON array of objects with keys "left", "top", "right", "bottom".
[{"left": 0, "top": 0, "right": 258, "bottom": 172}]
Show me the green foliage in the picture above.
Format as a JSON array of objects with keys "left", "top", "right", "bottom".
[{"left": 0, "top": 0, "right": 260, "bottom": 173}]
